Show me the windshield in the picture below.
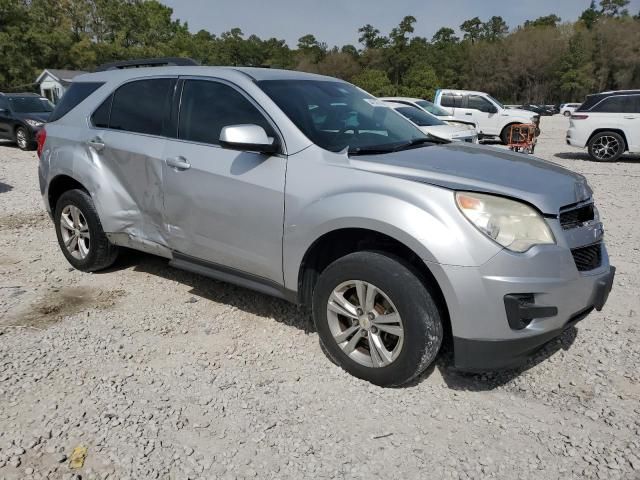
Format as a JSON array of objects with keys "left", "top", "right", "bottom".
[
  {"left": 395, "top": 106, "right": 445, "bottom": 127},
  {"left": 8, "top": 96, "right": 54, "bottom": 113},
  {"left": 257, "top": 80, "right": 427, "bottom": 153},
  {"left": 415, "top": 100, "right": 450, "bottom": 117},
  {"left": 486, "top": 95, "right": 504, "bottom": 109}
]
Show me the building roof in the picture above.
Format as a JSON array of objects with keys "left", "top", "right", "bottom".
[{"left": 36, "top": 69, "right": 89, "bottom": 85}]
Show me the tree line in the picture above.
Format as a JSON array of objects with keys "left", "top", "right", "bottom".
[{"left": 1, "top": 0, "right": 639, "bottom": 103}]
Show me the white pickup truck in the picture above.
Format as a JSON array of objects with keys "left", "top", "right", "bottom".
[{"left": 433, "top": 89, "right": 539, "bottom": 144}]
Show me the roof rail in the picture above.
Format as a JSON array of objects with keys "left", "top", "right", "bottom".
[{"left": 94, "top": 57, "right": 200, "bottom": 72}]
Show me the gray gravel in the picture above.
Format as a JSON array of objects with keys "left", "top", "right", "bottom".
[{"left": 1, "top": 116, "right": 639, "bottom": 480}]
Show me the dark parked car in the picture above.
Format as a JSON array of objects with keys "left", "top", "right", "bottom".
[
  {"left": 0, "top": 92, "right": 53, "bottom": 150},
  {"left": 519, "top": 104, "right": 554, "bottom": 116}
]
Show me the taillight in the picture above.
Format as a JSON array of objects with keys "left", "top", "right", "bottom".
[
  {"left": 571, "top": 114, "right": 589, "bottom": 120},
  {"left": 36, "top": 128, "right": 46, "bottom": 158}
]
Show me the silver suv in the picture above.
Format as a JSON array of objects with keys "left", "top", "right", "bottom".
[{"left": 38, "top": 61, "right": 615, "bottom": 386}]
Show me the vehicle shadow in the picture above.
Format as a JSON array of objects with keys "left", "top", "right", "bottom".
[
  {"left": 431, "top": 326, "right": 578, "bottom": 392},
  {"left": 554, "top": 152, "right": 640, "bottom": 163},
  {"left": 103, "top": 248, "right": 315, "bottom": 333},
  {"left": 0, "top": 181, "right": 13, "bottom": 194},
  {"left": 99, "top": 249, "right": 577, "bottom": 390}
]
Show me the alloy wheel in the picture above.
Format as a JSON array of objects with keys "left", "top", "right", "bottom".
[
  {"left": 592, "top": 135, "right": 620, "bottom": 161},
  {"left": 60, "top": 205, "right": 91, "bottom": 260},
  {"left": 16, "top": 129, "right": 27, "bottom": 149},
  {"left": 326, "top": 280, "right": 404, "bottom": 368}
]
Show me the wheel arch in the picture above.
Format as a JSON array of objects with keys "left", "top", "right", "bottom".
[
  {"left": 47, "top": 174, "right": 90, "bottom": 213},
  {"left": 587, "top": 129, "right": 629, "bottom": 151},
  {"left": 297, "top": 227, "right": 452, "bottom": 340}
]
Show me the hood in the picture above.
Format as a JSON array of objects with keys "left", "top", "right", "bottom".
[
  {"left": 14, "top": 112, "right": 50, "bottom": 123},
  {"left": 350, "top": 142, "right": 591, "bottom": 214},
  {"left": 504, "top": 108, "right": 537, "bottom": 119},
  {"left": 421, "top": 125, "right": 475, "bottom": 141}
]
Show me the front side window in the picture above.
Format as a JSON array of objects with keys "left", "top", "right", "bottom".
[
  {"left": 8, "top": 96, "right": 54, "bottom": 114},
  {"left": 258, "top": 80, "right": 426, "bottom": 153},
  {"left": 592, "top": 95, "right": 634, "bottom": 113},
  {"left": 178, "top": 80, "right": 275, "bottom": 145},
  {"left": 396, "top": 106, "right": 445, "bottom": 127},
  {"left": 109, "top": 78, "right": 176, "bottom": 136},
  {"left": 467, "top": 95, "right": 493, "bottom": 112}
]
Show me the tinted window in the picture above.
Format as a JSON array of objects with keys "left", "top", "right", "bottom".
[
  {"left": 91, "top": 94, "right": 112, "bottom": 128},
  {"left": 109, "top": 78, "right": 175, "bottom": 136},
  {"left": 8, "top": 96, "right": 54, "bottom": 114},
  {"left": 634, "top": 96, "right": 640, "bottom": 114},
  {"left": 467, "top": 95, "right": 493, "bottom": 111},
  {"left": 258, "top": 80, "right": 426, "bottom": 153},
  {"left": 179, "top": 80, "right": 274, "bottom": 145},
  {"left": 441, "top": 94, "right": 462, "bottom": 108},
  {"left": 396, "top": 106, "right": 445, "bottom": 127},
  {"left": 415, "top": 100, "right": 450, "bottom": 117},
  {"left": 592, "top": 95, "right": 634, "bottom": 113},
  {"left": 49, "top": 82, "right": 103, "bottom": 122},
  {"left": 0, "top": 97, "right": 8, "bottom": 110}
]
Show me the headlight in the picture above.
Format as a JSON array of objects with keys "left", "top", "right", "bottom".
[
  {"left": 24, "top": 119, "right": 44, "bottom": 127},
  {"left": 455, "top": 192, "right": 555, "bottom": 252}
]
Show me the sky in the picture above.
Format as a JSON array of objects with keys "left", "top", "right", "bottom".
[{"left": 159, "top": 0, "right": 640, "bottom": 47}]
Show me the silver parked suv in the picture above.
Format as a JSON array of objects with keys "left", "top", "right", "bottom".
[{"left": 38, "top": 60, "right": 615, "bottom": 386}]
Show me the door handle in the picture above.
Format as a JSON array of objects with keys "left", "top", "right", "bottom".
[
  {"left": 623, "top": 116, "right": 637, "bottom": 119},
  {"left": 87, "top": 137, "right": 105, "bottom": 151},
  {"left": 166, "top": 156, "right": 191, "bottom": 170},
  {"left": 465, "top": 112, "right": 472, "bottom": 116}
]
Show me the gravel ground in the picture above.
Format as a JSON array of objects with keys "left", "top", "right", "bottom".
[{"left": 1, "top": 115, "right": 639, "bottom": 480}]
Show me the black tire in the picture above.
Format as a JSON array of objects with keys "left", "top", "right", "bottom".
[
  {"left": 312, "top": 251, "right": 443, "bottom": 387},
  {"left": 563, "top": 111, "right": 571, "bottom": 117},
  {"left": 15, "top": 126, "right": 35, "bottom": 151},
  {"left": 587, "top": 131, "right": 625, "bottom": 162},
  {"left": 54, "top": 189, "right": 119, "bottom": 272}
]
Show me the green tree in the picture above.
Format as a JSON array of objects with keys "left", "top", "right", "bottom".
[
  {"left": 399, "top": 64, "right": 439, "bottom": 99},
  {"left": 482, "top": 16, "right": 509, "bottom": 41},
  {"left": 357, "top": 24, "right": 388, "bottom": 49},
  {"left": 600, "top": 0, "right": 630, "bottom": 16},
  {"left": 525, "top": 14, "right": 562, "bottom": 28},
  {"left": 580, "top": 1, "right": 601, "bottom": 28},
  {"left": 351, "top": 69, "right": 394, "bottom": 96},
  {"left": 432, "top": 27, "right": 459, "bottom": 44},
  {"left": 460, "top": 17, "right": 483, "bottom": 43}
]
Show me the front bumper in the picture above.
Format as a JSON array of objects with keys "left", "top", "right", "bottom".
[{"left": 452, "top": 265, "right": 615, "bottom": 370}]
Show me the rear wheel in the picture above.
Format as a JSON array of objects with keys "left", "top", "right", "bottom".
[
  {"left": 54, "top": 189, "right": 119, "bottom": 272},
  {"left": 587, "top": 131, "right": 625, "bottom": 162},
  {"left": 312, "top": 251, "right": 443, "bottom": 387},
  {"left": 563, "top": 111, "right": 571, "bottom": 117}
]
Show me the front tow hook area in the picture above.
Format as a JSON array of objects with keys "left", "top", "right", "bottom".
[
  {"left": 593, "top": 265, "right": 616, "bottom": 311},
  {"left": 504, "top": 294, "right": 558, "bottom": 330}
]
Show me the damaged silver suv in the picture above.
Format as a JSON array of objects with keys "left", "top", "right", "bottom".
[{"left": 38, "top": 60, "right": 615, "bottom": 386}]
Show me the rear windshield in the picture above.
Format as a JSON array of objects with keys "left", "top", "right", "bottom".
[
  {"left": 48, "top": 82, "right": 104, "bottom": 122},
  {"left": 8, "top": 96, "right": 53, "bottom": 113},
  {"left": 395, "top": 106, "right": 444, "bottom": 127},
  {"left": 415, "top": 100, "right": 450, "bottom": 117}
]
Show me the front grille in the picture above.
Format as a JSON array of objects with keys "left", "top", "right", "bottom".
[
  {"left": 571, "top": 243, "right": 602, "bottom": 271},
  {"left": 559, "top": 203, "right": 595, "bottom": 229}
]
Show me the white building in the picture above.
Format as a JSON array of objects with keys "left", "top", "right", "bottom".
[{"left": 36, "top": 69, "right": 87, "bottom": 104}]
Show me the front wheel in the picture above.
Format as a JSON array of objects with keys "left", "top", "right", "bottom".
[
  {"left": 15, "top": 127, "right": 34, "bottom": 151},
  {"left": 563, "top": 111, "right": 571, "bottom": 117},
  {"left": 587, "top": 131, "right": 625, "bottom": 162},
  {"left": 312, "top": 251, "right": 444, "bottom": 387},
  {"left": 54, "top": 189, "right": 119, "bottom": 272}
]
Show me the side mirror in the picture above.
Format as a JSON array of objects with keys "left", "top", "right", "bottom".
[
  {"left": 219, "top": 124, "right": 278, "bottom": 154},
  {"left": 0, "top": 108, "right": 8, "bottom": 114},
  {"left": 486, "top": 105, "right": 498, "bottom": 114}
]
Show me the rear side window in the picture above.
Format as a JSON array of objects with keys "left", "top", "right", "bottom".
[
  {"left": 109, "top": 78, "right": 176, "bottom": 136},
  {"left": 592, "top": 95, "right": 634, "bottom": 113},
  {"left": 91, "top": 94, "right": 112, "bottom": 128},
  {"left": 178, "top": 80, "right": 274, "bottom": 145},
  {"left": 48, "top": 82, "right": 104, "bottom": 122},
  {"left": 440, "top": 94, "right": 462, "bottom": 108}
]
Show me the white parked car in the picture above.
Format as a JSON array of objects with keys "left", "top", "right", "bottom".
[
  {"left": 566, "top": 90, "right": 640, "bottom": 162},
  {"left": 560, "top": 103, "right": 582, "bottom": 117},
  {"left": 379, "top": 97, "right": 477, "bottom": 129},
  {"left": 433, "top": 89, "right": 539, "bottom": 144},
  {"left": 385, "top": 101, "right": 478, "bottom": 143}
]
